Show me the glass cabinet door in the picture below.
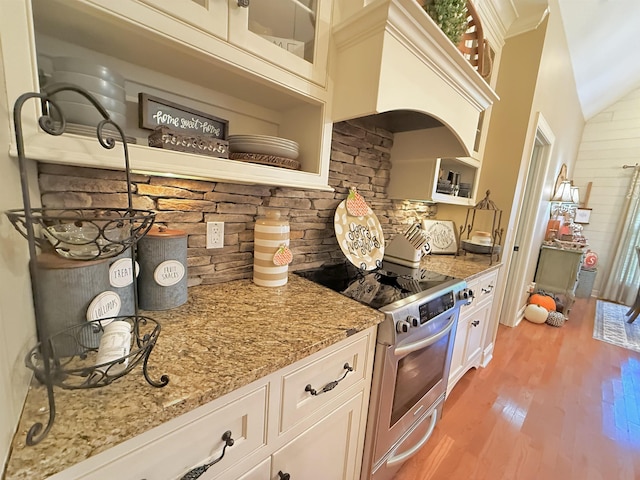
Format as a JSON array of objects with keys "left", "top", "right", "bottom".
[
  {"left": 228, "top": 0, "right": 331, "bottom": 87},
  {"left": 139, "top": 0, "right": 228, "bottom": 40}
]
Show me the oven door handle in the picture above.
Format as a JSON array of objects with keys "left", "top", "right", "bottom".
[
  {"left": 385, "top": 407, "right": 438, "bottom": 467},
  {"left": 393, "top": 314, "right": 456, "bottom": 357}
]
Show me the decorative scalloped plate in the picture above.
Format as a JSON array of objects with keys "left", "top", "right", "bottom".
[{"left": 334, "top": 200, "right": 384, "bottom": 270}]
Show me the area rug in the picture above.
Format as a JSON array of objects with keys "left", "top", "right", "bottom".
[{"left": 594, "top": 300, "right": 640, "bottom": 353}]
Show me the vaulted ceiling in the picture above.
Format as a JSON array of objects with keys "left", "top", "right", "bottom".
[{"left": 509, "top": 0, "right": 640, "bottom": 120}]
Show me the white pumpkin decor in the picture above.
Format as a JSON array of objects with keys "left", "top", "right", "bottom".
[{"left": 524, "top": 303, "right": 549, "bottom": 324}]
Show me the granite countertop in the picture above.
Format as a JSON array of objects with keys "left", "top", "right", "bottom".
[
  {"left": 420, "top": 253, "right": 501, "bottom": 281},
  {"left": 4, "top": 255, "right": 499, "bottom": 480},
  {"left": 4, "top": 275, "right": 384, "bottom": 480}
]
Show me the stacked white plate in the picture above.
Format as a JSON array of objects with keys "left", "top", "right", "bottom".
[
  {"left": 228, "top": 134, "right": 299, "bottom": 160},
  {"left": 48, "top": 57, "right": 127, "bottom": 128},
  {"left": 470, "top": 231, "right": 492, "bottom": 245}
]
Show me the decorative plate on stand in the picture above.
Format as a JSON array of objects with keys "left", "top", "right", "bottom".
[
  {"left": 422, "top": 219, "right": 457, "bottom": 254},
  {"left": 334, "top": 199, "right": 384, "bottom": 270}
]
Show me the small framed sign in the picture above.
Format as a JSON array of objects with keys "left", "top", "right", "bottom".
[
  {"left": 138, "top": 93, "right": 228, "bottom": 139},
  {"left": 575, "top": 207, "right": 592, "bottom": 224}
]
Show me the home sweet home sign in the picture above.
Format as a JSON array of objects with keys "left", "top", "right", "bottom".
[{"left": 138, "top": 93, "right": 228, "bottom": 139}]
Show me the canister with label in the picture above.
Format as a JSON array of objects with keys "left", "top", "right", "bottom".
[
  {"left": 108, "top": 249, "right": 137, "bottom": 317},
  {"left": 137, "top": 226, "right": 188, "bottom": 310},
  {"left": 36, "top": 253, "right": 117, "bottom": 356},
  {"left": 253, "top": 210, "right": 291, "bottom": 287}
]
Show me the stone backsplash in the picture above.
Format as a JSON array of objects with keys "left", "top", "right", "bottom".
[{"left": 37, "top": 119, "right": 436, "bottom": 285}]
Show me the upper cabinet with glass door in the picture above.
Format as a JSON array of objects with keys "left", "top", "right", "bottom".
[
  {"left": 125, "top": 0, "right": 331, "bottom": 87},
  {"left": 1, "top": 0, "right": 335, "bottom": 191},
  {"left": 228, "top": 0, "right": 332, "bottom": 87},
  {"left": 138, "top": 0, "right": 228, "bottom": 40}
]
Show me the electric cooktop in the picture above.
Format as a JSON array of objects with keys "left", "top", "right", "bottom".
[{"left": 295, "top": 261, "right": 460, "bottom": 310}]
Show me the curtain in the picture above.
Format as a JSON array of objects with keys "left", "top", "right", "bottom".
[{"left": 601, "top": 165, "right": 640, "bottom": 305}]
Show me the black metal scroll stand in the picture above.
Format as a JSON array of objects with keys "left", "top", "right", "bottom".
[
  {"left": 8, "top": 83, "right": 169, "bottom": 445},
  {"left": 457, "top": 190, "right": 504, "bottom": 266}
]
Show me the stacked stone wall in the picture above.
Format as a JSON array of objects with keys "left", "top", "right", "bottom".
[{"left": 38, "top": 120, "right": 435, "bottom": 285}]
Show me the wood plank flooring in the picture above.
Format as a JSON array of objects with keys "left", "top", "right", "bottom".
[{"left": 393, "top": 297, "right": 640, "bottom": 480}]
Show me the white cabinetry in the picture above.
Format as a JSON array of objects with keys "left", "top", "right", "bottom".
[
  {"left": 228, "top": 0, "right": 333, "bottom": 86},
  {"left": 448, "top": 269, "right": 499, "bottom": 393},
  {"left": 0, "top": 0, "right": 334, "bottom": 190},
  {"left": 138, "top": 0, "right": 228, "bottom": 40},
  {"left": 388, "top": 153, "right": 481, "bottom": 206},
  {"left": 49, "top": 327, "right": 376, "bottom": 480},
  {"left": 271, "top": 392, "right": 364, "bottom": 480},
  {"left": 96, "top": 0, "right": 332, "bottom": 87},
  {"left": 388, "top": 129, "right": 481, "bottom": 205},
  {"left": 237, "top": 458, "right": 271, "bottom": 480}
]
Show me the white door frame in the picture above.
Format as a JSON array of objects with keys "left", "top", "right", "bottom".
[{"left": 499, "top": 112, "right": 555, "bottom": 327}]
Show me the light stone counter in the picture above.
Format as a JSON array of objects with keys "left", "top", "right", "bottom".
[
  {"left": 4, "top": 256, "right": 497, "bottom": 480},
  {"left": 4, "top": 275, "right": 384, "bottom": 480},
  {"left": 420, "top": 253, "right": 502, "bottom": 281}
]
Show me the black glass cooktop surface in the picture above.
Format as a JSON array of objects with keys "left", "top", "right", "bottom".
[{"left": 295, "top": 262, "right": 459, "bottom": 310}]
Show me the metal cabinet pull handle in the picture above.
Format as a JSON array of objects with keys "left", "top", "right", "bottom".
[
  {"left": 278, "top": 471, "right": 291, "bottom": 480},
  {"left": 180, "top": 430, "right": 234, "bottom": 480},
  {"left": 305, "top": 363, "right": 353, "bottom": 396},
  {"left": 482, "top": 284, "right": 494, "bottom": 294},
  {"left": 471, "top": 320, "right": 480, "bottom": 327},
  {"left": 237, "top": 0, "right": 250, "bottom": 7}
]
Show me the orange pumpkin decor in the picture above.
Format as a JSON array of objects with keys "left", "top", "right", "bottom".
[{"left": 529, "top": 293, "right": 556, "bottom": 312}]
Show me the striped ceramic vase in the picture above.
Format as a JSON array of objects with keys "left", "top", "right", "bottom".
[{"left": 253, "top": 210, "right": 290, "bottom": 287}]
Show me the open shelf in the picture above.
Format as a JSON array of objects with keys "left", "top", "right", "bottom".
[{"left": 7, "top": 0, "right": 334, "bottom": 191}]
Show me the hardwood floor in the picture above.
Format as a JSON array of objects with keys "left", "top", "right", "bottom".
[{"left": 393, "top": 297, "right": 640, "bottom": 480}]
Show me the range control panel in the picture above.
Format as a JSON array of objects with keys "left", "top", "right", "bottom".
[{"left": 419, "top": 291, "right": 455, "bottom": 324}]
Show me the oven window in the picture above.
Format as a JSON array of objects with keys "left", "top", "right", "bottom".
[{"left": 390, "top": 332, "right": 450, "bottom": 426}]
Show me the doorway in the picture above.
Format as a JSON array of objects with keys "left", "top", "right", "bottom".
[{"left": 500, "top": 113, "right": 555, "bottom": 327}]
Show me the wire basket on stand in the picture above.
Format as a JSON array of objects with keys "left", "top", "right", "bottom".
[{"left": 6, "top": 83, "right": 169, "bottom": 446}]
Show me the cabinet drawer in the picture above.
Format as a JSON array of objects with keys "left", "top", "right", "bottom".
[
  {"left": 477, "top": 270, "right": 498, "bottom": 303},
  {"left": 460, "top": 270, "right": 498, "bottom": 316},
  {"left": 460, "top": 276, "right": 481, "bottom": 316},
  {"left": 279, "top": 334, "right": 370, "bottom": 433},
  {"left": 54, "top": 385, "right": 268, "bottom": 480}
]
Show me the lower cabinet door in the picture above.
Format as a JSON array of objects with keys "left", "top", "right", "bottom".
[
  {"left": 271, "top": 391, "right": 364, "bottom": 480},
  {"left": 448, "top": 315, "right": 468, "bottom": 390},
  {"left": 237, "top": 458, "right": 271, "bottom": 480},
  {"left": 464, "top": 301, "right": 491, "bottom": 367}
]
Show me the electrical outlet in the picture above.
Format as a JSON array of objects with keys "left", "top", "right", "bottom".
[{"left": 206, "top": 222, "right": 224, "bottom": 249}]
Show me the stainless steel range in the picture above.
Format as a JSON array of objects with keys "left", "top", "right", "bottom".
[{"left": 296, "top": 261, "right": 471, "bottom": 480}]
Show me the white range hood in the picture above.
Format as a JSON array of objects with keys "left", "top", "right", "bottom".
[{"left": 332, "top": 0, "right": 499, "bottom": 155}]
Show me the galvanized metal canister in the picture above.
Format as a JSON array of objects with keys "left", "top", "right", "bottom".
[
  {"left": 107, "top": 249, "right": 136, "bottom": 317},
  {"left": 137, "top": 226, "right": 188, "bottom": 310},
  {"left": 35, "top": 253, "right": 114, "bottom": 356},
  {"left": 253, "top": 210, "right": 289, "bottom": 287}
]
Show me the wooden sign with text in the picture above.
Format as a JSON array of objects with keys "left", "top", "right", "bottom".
[{"left": 138, "top": 93, "right": 228, "bottom": 139}]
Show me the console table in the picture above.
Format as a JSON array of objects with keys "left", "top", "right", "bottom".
[{"left": 534, "top": 246, "right": 584, "bottom": 315}]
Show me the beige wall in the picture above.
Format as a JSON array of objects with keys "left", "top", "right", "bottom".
[
  {"left": 440, "top": 0, "right": 585, "bottom": 326},
  {"left": 516, "top": 0, "right": 585, "bottom": 298},
  {"left": 0, "top": 50, "right": 37, "bottom": 471},
  {"left": 435, "top": 23, "right": 547, "bottom": 235},
  {"left": 572, "top": 87, "right": 640, "bottom": 295},
  {"left": 496, "top": 2, "right": 584, "bottom": 325}
]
